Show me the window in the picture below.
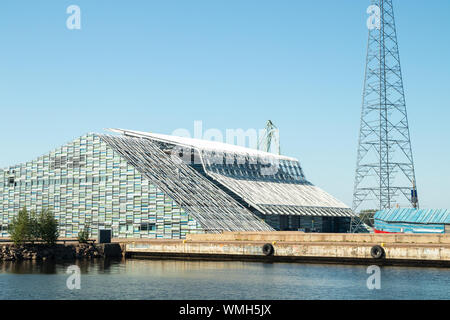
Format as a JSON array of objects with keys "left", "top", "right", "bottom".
[{"left": 138, "top": 223, "right": 155, "bottom": 231}]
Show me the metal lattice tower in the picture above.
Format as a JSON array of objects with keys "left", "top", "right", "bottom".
[
  {"left": 351, "top": 0, "right": 418, "bottom": 232},
  {"left": 258, "top": 120, "right": 281, "bottom": 155}
]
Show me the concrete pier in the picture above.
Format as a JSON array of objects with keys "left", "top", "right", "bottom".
[{"left": 122, "top": 232, "right": 450, "bottom": 267}]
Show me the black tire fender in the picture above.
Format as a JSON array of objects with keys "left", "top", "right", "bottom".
[
  {"left": 370, "top": 245, "right": 385, "bottom": 259},
  {"left": 262, "top": 243, "right": 274, "bottom": 256}
]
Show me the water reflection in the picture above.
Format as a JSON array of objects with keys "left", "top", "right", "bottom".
[
  {"left": 1, "top": 260, "right": 58, "bottom": 274},
  {"left": 123, "top": 259, "right": 255, "bottom": 275},
  {"left": 0, "top": 259, "right": 449, "bottom": 300},
  {"left": 0, "top": 258, "right": 276, "bottom": 276},
  {"left": 0, "top": 258, "right": 124, "bottom": 275}
]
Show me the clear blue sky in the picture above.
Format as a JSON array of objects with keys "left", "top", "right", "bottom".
[{"left": 1, "top": 0, "right": 449, "bottom": 209}]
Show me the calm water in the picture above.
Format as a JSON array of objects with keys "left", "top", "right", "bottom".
[{"left": 0, "top": 259, "right": 449, "bottom": 300}]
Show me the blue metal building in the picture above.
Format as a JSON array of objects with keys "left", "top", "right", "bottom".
[{"left": 374, "top": 209, "right": 450, "bottom": 234}]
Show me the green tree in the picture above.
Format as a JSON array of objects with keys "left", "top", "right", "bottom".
[
  {"left": 29, "top": 210, "right": 40, "bottom": 244},
  {"left": 38, "top": 209, "right": 59, "bottom": 245},
  {"left": 77, "top": 224, "right": 90, "bottom": 243},
  {"left": 9, "top": 208, "right": 33, "bottom": 245}
]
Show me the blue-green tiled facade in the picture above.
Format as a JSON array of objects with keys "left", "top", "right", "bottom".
[{"left": 0, "top": 134, "right": 203, "bottom": 239}]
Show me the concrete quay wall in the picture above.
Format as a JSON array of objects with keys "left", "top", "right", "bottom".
[
  {"left": 186, "top": 232, "right": 450, "bottom": 245},
  {"left": 124, "top": 233, "right": 450, "bottom": 267}
]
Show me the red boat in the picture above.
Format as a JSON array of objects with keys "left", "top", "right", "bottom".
[{"left": 374, "top": 229, "right": 398, "bottom": 234}]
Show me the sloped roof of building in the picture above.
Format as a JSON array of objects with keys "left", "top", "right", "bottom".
[
  {"left": 107, "top": 128, "right": 354, "bottom": 218},
  {"left": 375, "top": 208, "right": 450, "bottom": 224},
  {"left": 99, "top": 134, "right": 273, "bottom": 232},
  {"left": 206, "top": 172, "right": 353, "bottom": 217},
  {"left": 107, "top": 128, "right": 297, "bottom": 161}
]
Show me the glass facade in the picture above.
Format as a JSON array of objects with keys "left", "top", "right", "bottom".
[
  {"left": 201, "top": 150, "right": 307, "bottom": 183},
  {"left": 0, "top": 134, "right": 203, "bottom": 239},
  {"left": 145, "top": 139, "right": 353, "bottom": 233},
  {"left": 0, "top": 130, "right": 354, "bottom": 236}
]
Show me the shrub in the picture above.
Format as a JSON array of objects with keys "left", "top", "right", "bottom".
[
  {"left": 9, "top": 208, "right": 33, "bottom": 245},
  {"left": 29, "top": 211, "right": 41, "bottom": 243},
  {"left": 9, "top": 208, "right": 59, "bottom": 245},
  {"left": 38, "top": 209, "right": 59, "bottom": 245},
  {"left": 77, "top": 225, "right": 90, "bottom": 244}
]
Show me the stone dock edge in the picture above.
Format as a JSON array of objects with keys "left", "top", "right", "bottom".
[{"left": 122, "top": 232, "right": 450, "bottom": 268}]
